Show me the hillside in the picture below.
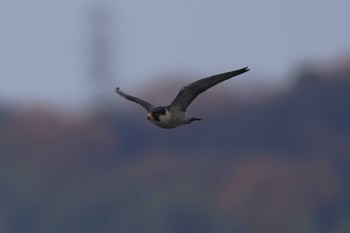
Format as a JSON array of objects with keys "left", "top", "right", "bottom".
[{"left": 0, "top": 63, "right": 349, "bottom": 233}]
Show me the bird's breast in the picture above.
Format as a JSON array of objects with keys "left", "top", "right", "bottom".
[{"left": 150, "top": 108, "right": 191, "bottom": 129}]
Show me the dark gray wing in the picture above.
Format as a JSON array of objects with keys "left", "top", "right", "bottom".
[
  {"left": 115, "top": 87, "right": 154, "bottom": 111},
  {"left": 170, "top": 67, "right": 249, "bottom": 111}
]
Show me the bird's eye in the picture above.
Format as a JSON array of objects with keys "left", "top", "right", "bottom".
[{"left": 152, "top": 113, "right": 161, "bottom": 121}]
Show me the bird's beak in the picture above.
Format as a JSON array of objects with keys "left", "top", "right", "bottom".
[{"left": 147, "top": 113, "right": 151, "bottom": 120}]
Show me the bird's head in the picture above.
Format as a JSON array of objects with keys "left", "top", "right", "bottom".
[{"left": 147, "top": 107, "right": 167, "bottom": 122}]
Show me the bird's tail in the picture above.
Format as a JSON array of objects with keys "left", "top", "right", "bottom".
[{"left": 190, "top": 117, "right": 202, "bottom": 122}]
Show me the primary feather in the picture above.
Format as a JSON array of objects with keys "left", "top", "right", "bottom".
[
  {"left": 170, "top": 67, "right": 249, "bottom": 111},
  {"left": 115, "top": 87, "right": 154, "bottom": 111}
]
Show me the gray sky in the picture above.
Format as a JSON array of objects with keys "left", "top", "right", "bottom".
[{"left": 1, "top": 0, "right": 349, "bottom": 107}]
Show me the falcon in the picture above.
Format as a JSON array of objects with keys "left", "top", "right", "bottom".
[{"left": 115, "top": 67, "right": 249, "bottom": 129}]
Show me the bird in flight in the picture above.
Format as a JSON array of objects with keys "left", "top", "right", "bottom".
[{"left": 115, "top": 67, "right": 249, "bottom": 129}]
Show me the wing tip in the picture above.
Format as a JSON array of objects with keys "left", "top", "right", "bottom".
[
  {"left": 242, "top": 66, "right": 250, "bottom": 72},
  {"left": 115, "top": 87, "right": 125, "bottom": 96}
]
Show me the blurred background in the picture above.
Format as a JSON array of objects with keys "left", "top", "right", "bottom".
[{"left": 1, "top": 0, "right": 350, "bottom": 232}]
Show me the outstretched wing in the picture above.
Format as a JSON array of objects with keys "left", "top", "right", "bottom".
[
  {"left": 170, "top": 67, "right": 249, "bottom": 111},
  {"left": 115, "top": 87, "right": 154, "bottom": 111}
]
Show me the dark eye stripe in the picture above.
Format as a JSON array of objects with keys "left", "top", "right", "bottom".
[
  {"left": 153, "top": 113, "right": 160, "bottom": 121},
  {"left": 150, "top": 107, "right": 167, "bottom": 122}
]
